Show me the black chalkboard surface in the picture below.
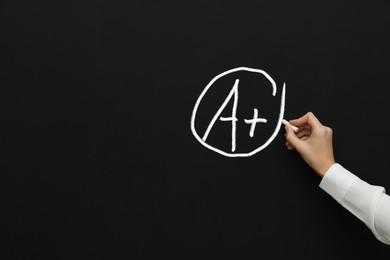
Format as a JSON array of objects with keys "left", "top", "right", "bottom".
[{"left": 1, "top": 1, "right": 390, "bottom": 259}]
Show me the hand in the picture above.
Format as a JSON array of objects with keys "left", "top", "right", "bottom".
[{"left": 284, "top": 112, "right": 336, "bottom": 177}]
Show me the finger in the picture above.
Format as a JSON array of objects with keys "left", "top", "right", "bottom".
[
  {"left": 301, "top": 124, "right": 312, "bottom": 131},
  {"left": 290, "top": 112, "right": 322, "bottom": 128},
  {"left": 285, "top": 141, "right": 295, "bottom": 150},
  {"left": 285, "top": 125, "right": 301, "bottom": 149},
  {"left": 300, "top": 136, "right": 309, "bottom": 141},
  {"left": 296, "top": 129, "right": 311, "bottom": 139},
  {"left": 287, "top": 145, "right": 295, "bottom": 150}
]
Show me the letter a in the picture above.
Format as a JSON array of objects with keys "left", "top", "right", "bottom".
[{"left": 202, "top": 79, "right": 239, "bottom": 152}]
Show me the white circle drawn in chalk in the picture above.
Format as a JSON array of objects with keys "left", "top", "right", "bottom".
[{"left": 190, "top": 67, "right": 286, "bottom": 157}]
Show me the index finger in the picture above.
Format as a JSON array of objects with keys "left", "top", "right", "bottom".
[{"left": 289, "top": 112, "right": 322, "bottom": 128}]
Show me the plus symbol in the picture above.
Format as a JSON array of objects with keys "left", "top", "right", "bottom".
[{"left": 244, "top": 108, "right": 267, "bottom": 137}]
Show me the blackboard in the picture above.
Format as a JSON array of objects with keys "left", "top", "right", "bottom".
[{"left": 1, "top": 1, "right": 390, "bottom": 259}]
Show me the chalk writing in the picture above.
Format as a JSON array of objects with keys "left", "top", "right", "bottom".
[{"left": 191, "top": 67, "right": 286, "bottom": 157}]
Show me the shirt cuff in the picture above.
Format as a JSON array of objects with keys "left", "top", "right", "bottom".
[
  {"left": 319, "top": 163, "right": 359, "bottom": 204},
  {"left": 319, "top": 163, "right": 386, "bottom": 238}
]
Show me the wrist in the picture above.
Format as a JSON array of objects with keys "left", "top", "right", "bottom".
[{"left": 317, "top": 161, "right": 336, "bottom": 178}]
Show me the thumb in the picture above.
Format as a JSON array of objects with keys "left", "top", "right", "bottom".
[{"left": 285, "top": 125, "right": 301, "bottom": 149}]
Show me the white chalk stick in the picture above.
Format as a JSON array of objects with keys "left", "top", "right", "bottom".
[{"left": 282, "top": 119, "right": 299, "bottom": 133}]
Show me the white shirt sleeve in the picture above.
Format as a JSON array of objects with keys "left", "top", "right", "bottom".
[{"left": 319, "top": 163, "right": 390, "bottom": 245}]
